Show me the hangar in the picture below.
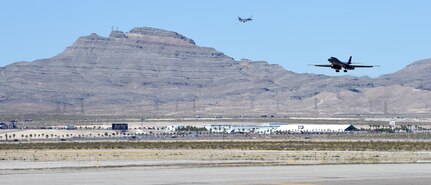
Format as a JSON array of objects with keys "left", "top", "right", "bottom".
[
  {"left": 205, "top": 122, "right": 286, "bottom": 134},
  {"left": 204, "top": 123, "right": 357, "bottom": 134},
  {"left": 276, "top": 124, "right": 357, "bottom": 133}
]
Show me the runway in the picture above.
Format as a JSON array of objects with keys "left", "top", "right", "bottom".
[{"left": 1, "top": 162, "right": 430, "bottom": 185}]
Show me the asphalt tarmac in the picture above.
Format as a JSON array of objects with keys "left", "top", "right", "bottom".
[{"left": 1, "top": 161, "right": 430, "bottom": 185}]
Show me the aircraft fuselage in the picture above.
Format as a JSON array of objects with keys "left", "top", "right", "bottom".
[
  {"left": 313, "top": 56, "right": 375, "bottom": 72},
  {"left": 238, "top": 17, "right": 252, "bottom": 23},
  {"left": 328, "top": 57, "right": 354, "bottom": 72}
]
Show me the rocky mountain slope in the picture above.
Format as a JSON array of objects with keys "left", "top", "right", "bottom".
[
  {"left": 374, "top": 58, "right": 431, "bottom": 90},
  {"left": 0, "top": 27, "right": 430, "bottom": 116}
]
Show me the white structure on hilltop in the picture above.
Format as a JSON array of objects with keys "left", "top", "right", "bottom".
[{"left": 276, "top": 124, "right": 357, "bottom": 133}]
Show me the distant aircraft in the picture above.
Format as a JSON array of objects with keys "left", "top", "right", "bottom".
[
  {"left": 312, "top": 56, "right": 378, "bottom": 72},
  {"left": 238, "top": 16, "right": 253, "bottom": 23}
]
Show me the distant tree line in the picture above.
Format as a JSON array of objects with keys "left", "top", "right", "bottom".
[{"left": 176, "top": 126, "right": 207, "bottom": 132}]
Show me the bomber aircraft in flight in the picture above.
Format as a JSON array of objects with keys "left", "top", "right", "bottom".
[
  {"left": 312, "top": 56, "right": 378, "bottom": 72},
  {"left": 238, "top": 16, "right": 253, "bottom": 23}
]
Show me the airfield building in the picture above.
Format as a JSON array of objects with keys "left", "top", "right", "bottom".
[
  {"left": 0, "top": 123, "right": 7, "bottom": 129},
  {"left": 0, "top": 121, "right": 17, "bottom": 129},
  {"left": 112, "top": 123, "right": 128, "bottom": 131},
  {"left": 205, "top": 123, "right": 285, "bottom": 134},
  {"left": 205, "top": 123, "right": 357, "bottom": 134},
  {"left": 276, "top": 124, "right": 357, "bottom": 133}
]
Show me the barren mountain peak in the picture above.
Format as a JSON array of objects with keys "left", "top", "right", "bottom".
[{"left": 127, "top": 27, "right": 195, "bottom": 45}]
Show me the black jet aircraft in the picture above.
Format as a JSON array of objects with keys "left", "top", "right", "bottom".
[
  {"left": 238, "top": 16, "right": 253, "bottom": 23},
  {"left": 313, "top": 56, "right": 377, "bottom": 72}
]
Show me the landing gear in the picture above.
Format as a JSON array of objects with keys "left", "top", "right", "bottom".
[
  {"left": 344, "top": 70, "right": 348, "bottom": 72},
  {"left": 335, "top": 70, "right": 340, "bottom": 72}
]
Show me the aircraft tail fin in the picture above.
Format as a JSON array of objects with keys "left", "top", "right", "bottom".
[{"left": 348, "top": 56, "right": 352, "bottom": 64}]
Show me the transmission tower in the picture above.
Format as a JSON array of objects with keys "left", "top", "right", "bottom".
[
  {"left": 368, "top": 99, "right": 373, "bottom": 113},
  {"left": 55, "top": 102, "right": 61, "bottom": 113},
  {"left": 275, "top": 92, "right": 280, "bottom": 112},
  {"left": 153, "top": 98, "right": 160, "bottom": 111},
  {"left": 80, "top": 98, "right": 85, "bottom": 114},
  {"left": 63, "top": 102, "right": 67, "bottom": 113},
  {"left": 192, "top": 99, "right": 196, "bottom": 112},
  {"left": 249, "top": 96, "right": 255, "bottom": 111},
  {"left": 384, "top": 101, "right": 388, "bottom": 115}
]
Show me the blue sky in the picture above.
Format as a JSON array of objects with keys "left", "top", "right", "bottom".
[{"left": 1, "top": 0, "right": 431, "bottom": 77}]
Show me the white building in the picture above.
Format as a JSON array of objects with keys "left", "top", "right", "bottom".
[
  {"left": 276, "top": 124, "right": 357, "bottom": 133},
  {"left": 204, "top": 124, "right": 253, "bottom": 133},
  {"left": 389, "top": 121, "right": 396, "bottom": 128},
  {"left": 134, "top": 129, "right": 146, "bottom": 135},
  {"left": 165, "top": 125, "right": 185, "bottom": 132},
  {"left": 204, "top": 123, "right": 285, "bottom": 134}
]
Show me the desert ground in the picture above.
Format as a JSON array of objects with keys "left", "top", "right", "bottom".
[
  {"left": 1, "top": 148, "right": 431, "bottom": 164},
  {"left": 1, "top": 161, "right": 431, "bottom": 185},
  {"left": 1, "top": 140, "right": 431, "bottom": 184}
]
